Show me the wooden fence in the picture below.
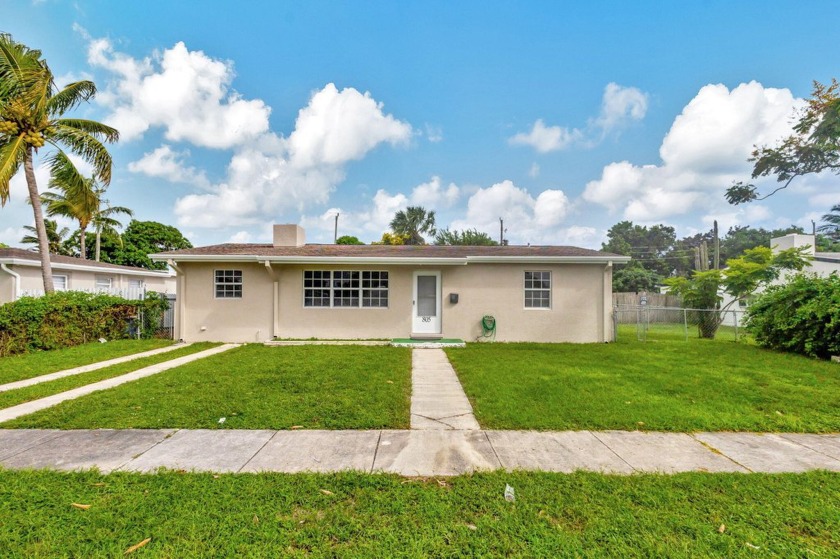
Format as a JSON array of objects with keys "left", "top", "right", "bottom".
[{"left": 612, "top": 292, "right": 683, "bottom": 324}]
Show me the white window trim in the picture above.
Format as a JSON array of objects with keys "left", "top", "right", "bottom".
[
  {"left": 524, "top": 270, "right": 552, "bottom": 310},
  {"left": 214, "top": 269, "right": 243, "bottom": 299},
  {"left": 302, "top": 270, "right": 390, "bottom": 309}
]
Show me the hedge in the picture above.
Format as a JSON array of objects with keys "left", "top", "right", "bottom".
[
  {"left": 745, "top": 273, "right": 840, "bottom": 359},
  {"left": 0, "top": 291, "right": 140, "bottom": 357}
]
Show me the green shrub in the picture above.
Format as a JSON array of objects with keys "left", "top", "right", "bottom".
[
  {"left": 0, "top": 291, "right": 139, "bottom": 356},
  {"left": 138, "top": 291, "right": 170, "bottom": 339},
  {"left": 745, "top": 273, "right": 840, "bottom": 359}
]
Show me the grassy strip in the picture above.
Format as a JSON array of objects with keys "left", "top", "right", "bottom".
[
  {"left": 3, "top": 345, "right": 412, "bottom": 430},
  {"left": 0, "top": 470, "right": 837, "bottom": 557},
  {"left": 0, "top": 339, "right": 173, "bottom": 385},
  {"left": 0, "top": 343, "right": 219, "bottom": 412},
  {"left": 447, "top": 335, "right": 840, "bottom": 432}
]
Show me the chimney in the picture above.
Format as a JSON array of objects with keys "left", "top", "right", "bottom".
[{"left": 273, "top": 224, "right": 306, "bottom": 247}]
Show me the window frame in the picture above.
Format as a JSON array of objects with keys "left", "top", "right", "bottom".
[
  {"left": 53, "top": 274, "right": 68, "bottom": 292},
  {"left": 214, "top": 269, "right": 243, "bottom": 299},
  {"left": 524, "top": 270, "right": 551, "bottom": 310},
  {"left": 95, "top": 276, "right": 113, "bottom": 291},
  {"left": 303, "top": 270, "right": 389, "bottom": 309}
]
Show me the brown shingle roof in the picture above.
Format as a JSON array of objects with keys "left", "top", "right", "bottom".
[
  {"left": 0, "top": 248, "right": 169, "bottom": 274},
  {"left": 155, "top": 243, "right": 625, "bottom": 259}
]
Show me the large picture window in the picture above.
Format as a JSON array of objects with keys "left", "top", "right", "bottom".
[
  {"left": 524, "top": 271, "right": 551, "bottom": 309},
  {"left": 215, "top": 270, "right": 243, "bottom": 298},
  {"left": 304, "top": 270, "right": 388, "bottom": 308}
]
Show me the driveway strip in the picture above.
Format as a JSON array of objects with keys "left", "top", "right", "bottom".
[
  {"left": 0, "top": 344, "right": 239, "bottom": 424},
  {"left": 0, "top": 343, "right": 193, "bottom": 393}
]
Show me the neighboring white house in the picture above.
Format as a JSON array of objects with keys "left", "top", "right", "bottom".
[
  {"left": 720, "top": 233, "right": 840, "bottom": 325},
  {"left": 0, "top": 248, "right": 176, "bottom": 304}
]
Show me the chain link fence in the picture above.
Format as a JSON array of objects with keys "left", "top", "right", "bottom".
[
  {"left": 614, "top": 305, "right": 746, "bottom": 342},
  {"left": 133, "top": 291, "right": 176, "bottom": 340}
]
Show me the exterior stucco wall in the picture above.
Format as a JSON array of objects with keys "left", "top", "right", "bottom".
[
  {"left": 178, "top": 262, "right": 274, "bottom": 343},
  {"left": 177, "top": 261, "right": 614, "bottom": 343},
  {"left": 0, "top": 263, "right": 175, "bottom": 305}
]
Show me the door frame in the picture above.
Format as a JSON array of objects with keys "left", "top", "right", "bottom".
[{"left": 412, "top": 270, "right": 442, "bottom": 335}]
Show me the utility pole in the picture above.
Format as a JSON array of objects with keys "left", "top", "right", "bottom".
[
  {"left": 713, "top": 220, "right": 720, "bottom": 270},
  {"left": 499, "top": 217, "right": 504, "bottom": 245},
  {"left": 812, "top": 220, "right": 816, "bottom": 235},
  {"left": 333, "top": 213, "right": 339, "bottom": 244}
]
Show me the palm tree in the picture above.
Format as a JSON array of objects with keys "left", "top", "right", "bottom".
[
  {"left": 41, "top": 152, "right": 132, "bottom": 260},
  {"left": 0, "top": 34, "right": 118, "bottom": 292},
  {"left": 21, "top": 219, "right": 71, "bottom": 254},
  {"left": 818, "top": 204, "right": 840, "bottom": 240},
  {"left": 92, "top": 196, "right": 132, "bottom": 261},
  {"left": 389, "top": 206, "right": 437, "bottom": 245}
]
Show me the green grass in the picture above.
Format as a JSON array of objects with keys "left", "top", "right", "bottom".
[
  {"left": 2, "top": 345, "right": 412, "bottom": 430},
  {"left": 0, "top": 469, "right": 837, "bottom": 557},
  {"left": 447, "top": 334, "right": 840, "bottom": 432},
  {"left": 0, "top": 343, "right": 219, "bottom": 412},
  {"left": 0, "top": 339, "right": 173, "bottom": 385}
]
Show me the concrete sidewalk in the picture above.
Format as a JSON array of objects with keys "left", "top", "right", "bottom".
[{"left": 2, "top": 428, "right": 838, "bottom": 476}]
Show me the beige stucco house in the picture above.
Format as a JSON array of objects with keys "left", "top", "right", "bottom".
[
  {"left": 0, "top": 248, "right": 175, "bottom": 304},
  {"left": 151, "top": 224, "right": 629, "bottom": 344}
]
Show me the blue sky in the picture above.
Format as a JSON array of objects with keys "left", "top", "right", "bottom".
[{"left": 3, "top": 1, "right": 839, "bottom": 247}]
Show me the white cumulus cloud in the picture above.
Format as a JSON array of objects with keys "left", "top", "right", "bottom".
[
  {"left": 128, "top": 145, "right": 210, "bottom": 188},
  {"left": 583, "top": 81, "right": 804, "bottom": 223},
  {"left": 88, "top": 38, "right": 271, "bottom": 148},
  {"left": 173, "top": 83, "right": 412, "bottom": 228},
  {"left": 509, "top": 83, "right": 648, "bottom": 153}
]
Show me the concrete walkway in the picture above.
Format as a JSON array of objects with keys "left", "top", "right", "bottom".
[
  {"left": 0, "top": 344, "right": 239, "bottom": 423},
  {"left": 2, "top": 428, "right": 838, "bottom": 476},
  {"left": 0, "top": 343, "right": 193, "bottom": 393},
  {"left": 410, "top": 349, "right": 480, "bottom": 430}
]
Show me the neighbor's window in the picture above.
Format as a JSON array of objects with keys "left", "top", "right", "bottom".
[
  {"left": 215, "top": 270, "right": 243, "bottom": 298},
  {"left": 54, "top": 275, "right": 68, "bottom": 291},
  {"left": 304, "top": 270, "right": 388, "bottom": 308},
  {"left": 128, "top": 279, "right": 144, "bottom": 290},
  {"left": 95, "top": 276, "right": 112, "bottom": 290},
  {"left": 524, "top": 271, "right": 551, "bottom": 309}
]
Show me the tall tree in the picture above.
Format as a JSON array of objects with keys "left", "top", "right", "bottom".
[
  {"left": 389, "top": 206, "right": 436, "bottom": 245},
  {"left": 40, "top": 151, "right": 98, "bottom": 259},
  {"left": 434, "top": 228, "right": 498, "bottom": 246},
  {"left": 113, "top": 220, "right": 192, "bottom": 270},
  {"left": 21, "top": 218, "right": 71, "bottom": 254},
  {"left": 0, "top": 34, "right": 118, "bottom": 292},
  {"left": 726, "top": 79, "right": 840, "bottom": 205},
  {"left": 602, "top": 221, "right": 678, "bottom": 287}
]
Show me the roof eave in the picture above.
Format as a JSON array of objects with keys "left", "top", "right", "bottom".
[
  {"left": 0, "top": 258, "right": 173, "bottom": 277},
  {"left": 152, "top": 253, "right": 631, "bottom": 265}
]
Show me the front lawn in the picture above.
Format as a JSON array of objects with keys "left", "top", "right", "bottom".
[
  {"left": 0, "top": 343, "right": 219, "bottom": 411},
  {"left": 0, "top": 339, "right": 173, "bottom": 385},
  {"left": 446, "top": 336, "right": 840, "bottom": 432},
  {"left": 2, "top": 345, "right": 411, "bottom": 430},
  {"left": 0, "top": 469, "right": 837, "bottom": 557}
]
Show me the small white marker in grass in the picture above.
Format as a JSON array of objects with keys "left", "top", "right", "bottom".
[{"left": 218, "top": 417, "right": 226, "bottom": 424}]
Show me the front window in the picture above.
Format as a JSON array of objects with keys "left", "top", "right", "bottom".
[
  {"left": 215, "top": 270, "right": 243, "bottom": 298},
  {"left": 304, "top": 270, "right": 388, "bottom": 308},
  {"left": 524, "top": 271, "right": 551, "bottom": 309},
  {"left": 54, "top": 275, "right": 68, "bottom": 291},
  {"left": 96, "top": 276, "right": 112, "bottom": 290}
]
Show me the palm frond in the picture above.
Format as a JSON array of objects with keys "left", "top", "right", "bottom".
[
  {"left": 48, "top": 124, "right": 114, "bottom": 185},
  {"left": 53, "top": 118, "right": 119, "bottom": 143},
  {"left": 0, "top": 135, "right": 26, "bottom": 205},
  {"left": 46, "top": 81, "right": 97, "bottom": 116}
]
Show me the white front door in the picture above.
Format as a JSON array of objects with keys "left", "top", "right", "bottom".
[{"left": 412, "top": 271, "right": 441, "bottom": 335}]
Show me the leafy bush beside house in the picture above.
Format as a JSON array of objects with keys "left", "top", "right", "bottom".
[
  {"left": 746, "top": 273, "right": 840, "bottom": 359},
  {"left": 0, "top": 292, "right": 139, "bottom": 356}
]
